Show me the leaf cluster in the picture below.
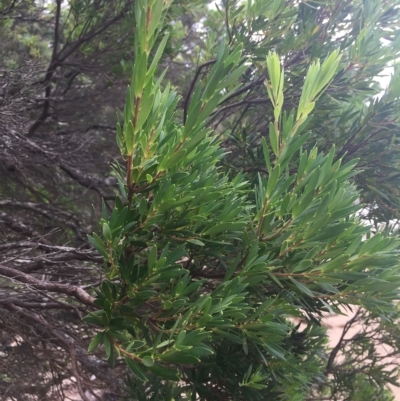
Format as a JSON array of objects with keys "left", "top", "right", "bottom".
[{"left": 85, "top": 1, "right": 400, "bottom": 400}]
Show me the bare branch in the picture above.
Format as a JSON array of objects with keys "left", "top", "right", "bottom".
[{"left": 0, "top": 264, "right": 95, "bottom": 307}]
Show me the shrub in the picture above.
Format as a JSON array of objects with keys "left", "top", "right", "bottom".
[{"left": 87, "top": 0, "right": 400, "bottom": 399}]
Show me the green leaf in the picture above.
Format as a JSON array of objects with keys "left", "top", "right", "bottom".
[
  {"left": 261, "top": 137, "right": 272, "bottom": 173},
  {"left": 289, "top": 277, "right": 313, "bottom": 296},
  {"left": 88, "top": 332, "right": 104, "bottom": 352},
  {"left": 266, "top": 51, "right": 281, "bottom": 100},
  {"left": 159, "top": 351, "right": 200, "bottom": 364},
  {"left": 292, "top": 259, "right": 312, "bottom": 273},
  {"left": 320, "top": 255, "right": 350, "bottom": 273},
  {"left": 148, "top": 0, "right": 164, "bottom": 38},
  {"left": 125, "top": 120, "right": 134, "bottom": 156},
  {"left": 142, "top": 356, "right": 154, "bottom": 367},
  {"left": 102, "top": 281, "right": 113, "bottom": 302},
  {"left": 126, "top": 341, "right": 145, "bottom": 351},
  {"left": 266, "top": 165, "right": 281, "bottom": 198},
  {"left": 203, "top": 222, "right": 246, "bottom": 236},
  {"left": 297, "top": 151, "right": 308, "bottom": 183},
  {"left": 103, "top": 334, "right": 112, "bottom": 358},
  {"left": 125, "top": 357, "right": 148, "bottom": 381},
  {"left": 82, "top": 311, "right": 104, "bottom": 326},
  {"left": 148, "top": 363, "right": 180, "bottom": 381},
  {"left": 220, "top": 63, "right": 248, "bottom": 90},
  {"left": 88, "top": 233, "right": 108, "bottom": 259},
  {"left": 187, "top": 239, "right": 205, "bottom": 246},
  {"left": 146, "top": 34, "right": 169, "bottom": 84},
  {"left": 214, "top": 329, "right": 244, "bottom": 344},
  {"left": 302, "top": 101, "right": 315, "bottom": 117},
  {"left": 197, "top": 314, "right": 212, "bottom": 326},
  {"left": 158, "top": 268, "right": 186, "bottom": 280},
  {"left": 269, "top": 123, "right": 279, "bottom": 155},
  {"left": 358, "top": 233, "right": 382, "bottom": 256},
  {"left": 292, "top": 189, "right": 315, "bottom": 219},
  {"left": 264, "top": 343, "right": 286, "bottom": 360},
  {"left": 160, "top": 149, "right": 187, "bottom": 170},
  {"left": 134, "top": 287, "right": 158, "bottom": 298},
  {"left": 148, "top": 245, "right": 157, "bottom": 273},
  {"left": 184, "top": 101, "right": 202, "bottom": 136},
  {"left": 135, "top": 93, "right": 154, "bottom": 133},
  {"left": 191, "top": 346, "right": 214, "bottom": 357},
  {"left": 315, "top": 50, "right": 341, "bottom": 94},
  {"left": 134, "top": 51, "right": 147, "bottom": 96},
  {"left": 182, "top": 128, "right": 208, "bottom": 151},
  {"left": 198, "top": 94, "right": 222, "bottom": 122}
]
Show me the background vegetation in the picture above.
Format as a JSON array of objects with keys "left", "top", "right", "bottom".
[{"left": 1, "top": 0, "right": 400, "bottom": 400}]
